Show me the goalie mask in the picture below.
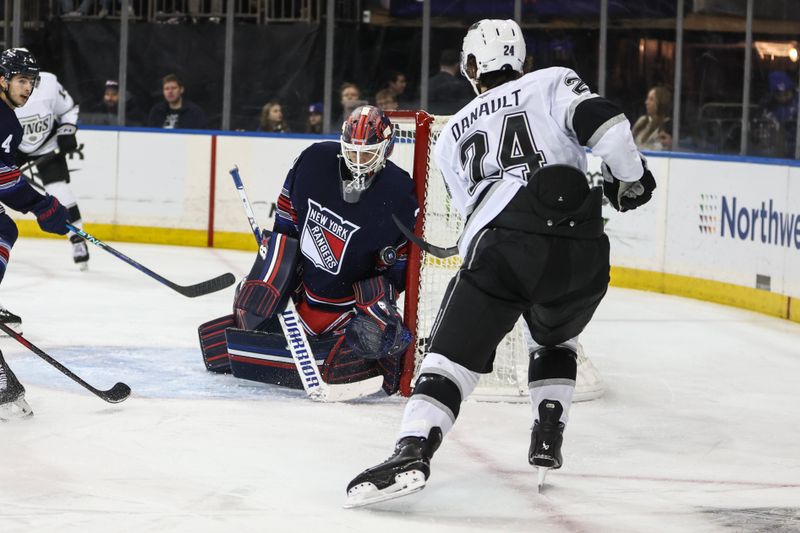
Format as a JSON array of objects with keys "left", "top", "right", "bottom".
[
  {"left": 339, "top": 105, "right": 395, "bottom": 203},
  {"left": 460, "top": 19, "right": 525, "bottom": 95}
]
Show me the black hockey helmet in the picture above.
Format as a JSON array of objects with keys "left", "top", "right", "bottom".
[{"left": 0, "top": 48, "right": 40, "bottom": 82}]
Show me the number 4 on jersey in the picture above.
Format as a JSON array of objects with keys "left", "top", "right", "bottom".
[
  {"left": 1, "top": 134, "right": 12, "bottom": 154},
  {"left": 459, "top": 112, "right": 545, "bottom": 191}
]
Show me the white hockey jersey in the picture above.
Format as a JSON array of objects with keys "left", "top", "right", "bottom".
[
  {"left": 433, "top": 66, "right": 643, "bottom": 255},
  {"left": 15, "top": 72, "right": 80, "bottom": 157}
]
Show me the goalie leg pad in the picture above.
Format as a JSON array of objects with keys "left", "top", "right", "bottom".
[
  {"left": 198, "top": 314, "right": 235, "bottom": 373},
  {"left": 226, "top": 322, "right": 322, "bottom": 389},
  {"left": 234, "top": 231, "right": 299, "bottom": 330},
  {"left": 226, "top": 324, "right": 390, "bottom": 393}
]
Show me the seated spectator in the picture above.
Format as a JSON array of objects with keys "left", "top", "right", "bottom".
[
  {"left": 374, "top": 89, "right": 398, "bottom": 112},
  {"left": 82, "top": 80, "right": 141, "bottom": 126},
  {"left": 384, "top": 70, "right": 409, "bottom": 108},
  {"left": 305, "top": 102, "right": 323, "bottom": 134},
  {"left": 146, "top": 74, "right": 207, "bottom": 130},
  {"left": 338, "top": 82, "right": 366, "bottom": 125},
  {"left": 257, "top": 101, "right": 289, "bottom": 133},
  {"left": 631, "top": 85, "right": 671, "bottom": 150},
  {"left": 428, "top": 49, "right": 474, "bottom": 114},
  {"left": 657, "top": 118, "right": 673, "bottom": 151}
]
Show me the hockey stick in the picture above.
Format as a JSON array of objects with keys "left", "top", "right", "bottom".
[
  {"left": 228, "top": 165, "right": 382, "bottom": 402},
  {"left": 229, "top": 165, "right": 262, "bottom": 244},
  {"left": 0, "top": 322, "right": 131, "bottom": 403},
  {"left": 65, "top": 223, "right": 236, "bottom": 298},
  {"left": 391, "top": 213, "right": 459, "bottom": 258},
  {"left": 19, "top": 150, "right": 62, "bottom": 193}
]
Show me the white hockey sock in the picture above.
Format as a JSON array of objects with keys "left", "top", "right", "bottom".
[
  {"left": 529, "top": 383, "right": 574, "bottom": 426},
  {"left": 397, "top": 352, "right": 480, "bottom": 441}
]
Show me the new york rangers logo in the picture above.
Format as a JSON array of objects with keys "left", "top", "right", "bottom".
[{"left": 301, "top": 199, "right": 360, "bottom": 274}]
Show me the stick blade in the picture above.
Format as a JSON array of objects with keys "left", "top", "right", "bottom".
[
  {"left": 391, "top": 214, "right": 458, "bottom": 258},
  {"left": 101, "top": 382, "right": 132, "bottom": 403},
  {"left": 320, "top": 375, "right": 384, "bottom": 403},
  {"left": 173, "top": 272, "right": 237, "bottom": 298}
]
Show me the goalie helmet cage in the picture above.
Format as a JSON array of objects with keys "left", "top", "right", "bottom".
[{"left": 386, "top": 110, "right": 604, "bottom": 403}]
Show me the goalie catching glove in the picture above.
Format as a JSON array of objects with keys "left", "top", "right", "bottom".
[
  {"left": 346, "top": 276, "right": 412, "bottom": 360},
  {"left": 601, "top": 157, "right": 656, "bottom": 212}
]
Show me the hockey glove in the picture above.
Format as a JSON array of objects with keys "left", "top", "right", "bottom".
[
  {"left": 346, "top": 276, "right": 412, "bottom": 360},
  {"left": 56, "top": 124, "right": 78, "bottom": 154},
  {"left": 31, "top": 195, "right": 69, "bottom": 235},
  {"left": 602, "top": 159, "right": 656, "bottom": 212}
]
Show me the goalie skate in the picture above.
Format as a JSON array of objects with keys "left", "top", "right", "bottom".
[
  {"left": 529, "top": 399, "right": 564, "bottom": 491},
  {"left": 344, "top": 429, "right": 441, "bottom": 508},
  {"left": 0, "top": 351, "right": 33, "bottom": 421}
]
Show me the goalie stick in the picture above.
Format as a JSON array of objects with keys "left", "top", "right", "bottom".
[
  {"left": 66, "top": 224, "right": 236, "bottom": 298},
  {"left": 0, "top": 322, "right": 131, "bottom": 403},
  {"left": 391, "top": 213, "right": 458, "bottom": 258},
  {"left": 228, "top": 166, "right": 383, "bottom": 402}
]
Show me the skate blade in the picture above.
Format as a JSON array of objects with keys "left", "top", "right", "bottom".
[
  {"left": 343, "top": 470, "right": 426, "bottom": 509},
  {"left": 537, "top": 467, "right": 550, "bottom": 492},
  {"left": 0, "top": 397, "right": 34, "bottom": 421},
  {"left": 77, "top": 262, "right": 89, "bottom": 271}
]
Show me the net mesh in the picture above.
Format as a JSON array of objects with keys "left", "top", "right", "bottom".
[{"left": 387, "top": 111, "right": 603, "bottom": 402}]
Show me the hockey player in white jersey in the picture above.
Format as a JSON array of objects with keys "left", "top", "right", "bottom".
[
  {"left": 345, "top": 19, "right": 655, "bottom": 507},
  {"left": 15, "top": 67, "right": 89, "bottom": 270}
]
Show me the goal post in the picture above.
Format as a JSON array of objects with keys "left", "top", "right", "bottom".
[{"left": 386, "top": 110, "right": 604, "bottom": 402}]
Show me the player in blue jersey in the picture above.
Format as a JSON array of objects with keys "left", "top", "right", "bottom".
[
  {"left": 199, "top": 105, "right": 418, "bottom": 394},
  {"left": 0, "top": 48, "right": 71, "bottom": 420}
]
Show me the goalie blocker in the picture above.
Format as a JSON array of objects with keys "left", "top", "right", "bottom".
[{"left": 198, "top": 231, "right": 406, "bottom": 395}]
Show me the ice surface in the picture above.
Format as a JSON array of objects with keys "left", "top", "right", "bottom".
[{"left": 1, "top": 237, "right": 799, "bottom": 532}]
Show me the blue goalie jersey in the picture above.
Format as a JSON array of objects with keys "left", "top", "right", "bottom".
[{"left": 274, "top": 141, "right": 418, "bottom": 317}]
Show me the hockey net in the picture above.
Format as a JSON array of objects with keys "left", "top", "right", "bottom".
[{"left": 387, "top": 110, "right": 604, "bottom": 402}]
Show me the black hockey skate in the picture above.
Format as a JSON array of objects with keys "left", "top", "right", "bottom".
[
  {"left": 344, "top": 428, "right": 442, "bottom": 508},
  {"left": 70, "top": 234, "right": 90, "bottom": 271},
  {"left": 0, "top": 305, "right": 21, "bottom": 335},
  {"left": 529, "top": 399, "right": 565, "bottom": 490},
  {"left": 0, "top": 350, "right": 33, "bottom": 421}
]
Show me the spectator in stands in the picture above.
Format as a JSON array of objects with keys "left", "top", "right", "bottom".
[
  {"left": 82, "top": 80, "right": 142, "bottom": 126},
  {"left": 84, "top": 80, "right": 120, "bottom": 125},
  {"left": 305, "top": 102, "right": 323, "bottom": 134},
  {"left": 384, "top": 70, "right": 409, "bottom": 108},
  {"left": 631, "top": 85, "right": 671, "bottom": 150},
  {"left": 760, "top": 70, "right": 798, "bottom": 157},
  {"left": 339, "top": 82, "right": 366, "bottom": 125},
  {"left": 374, "top": 89, "right": 398, "bottom": 112},
  {"left": 257, "top": 101, "right": 289, "bottom": 133},
  {"left": 428, "top": 49, "right": 474, "bottom": 114},
  {"left": 656, "top": 118, "right": 673, "bottom": 151},
  {"left": 146, "top": 74, "right": 206, "bottom": 130}
]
